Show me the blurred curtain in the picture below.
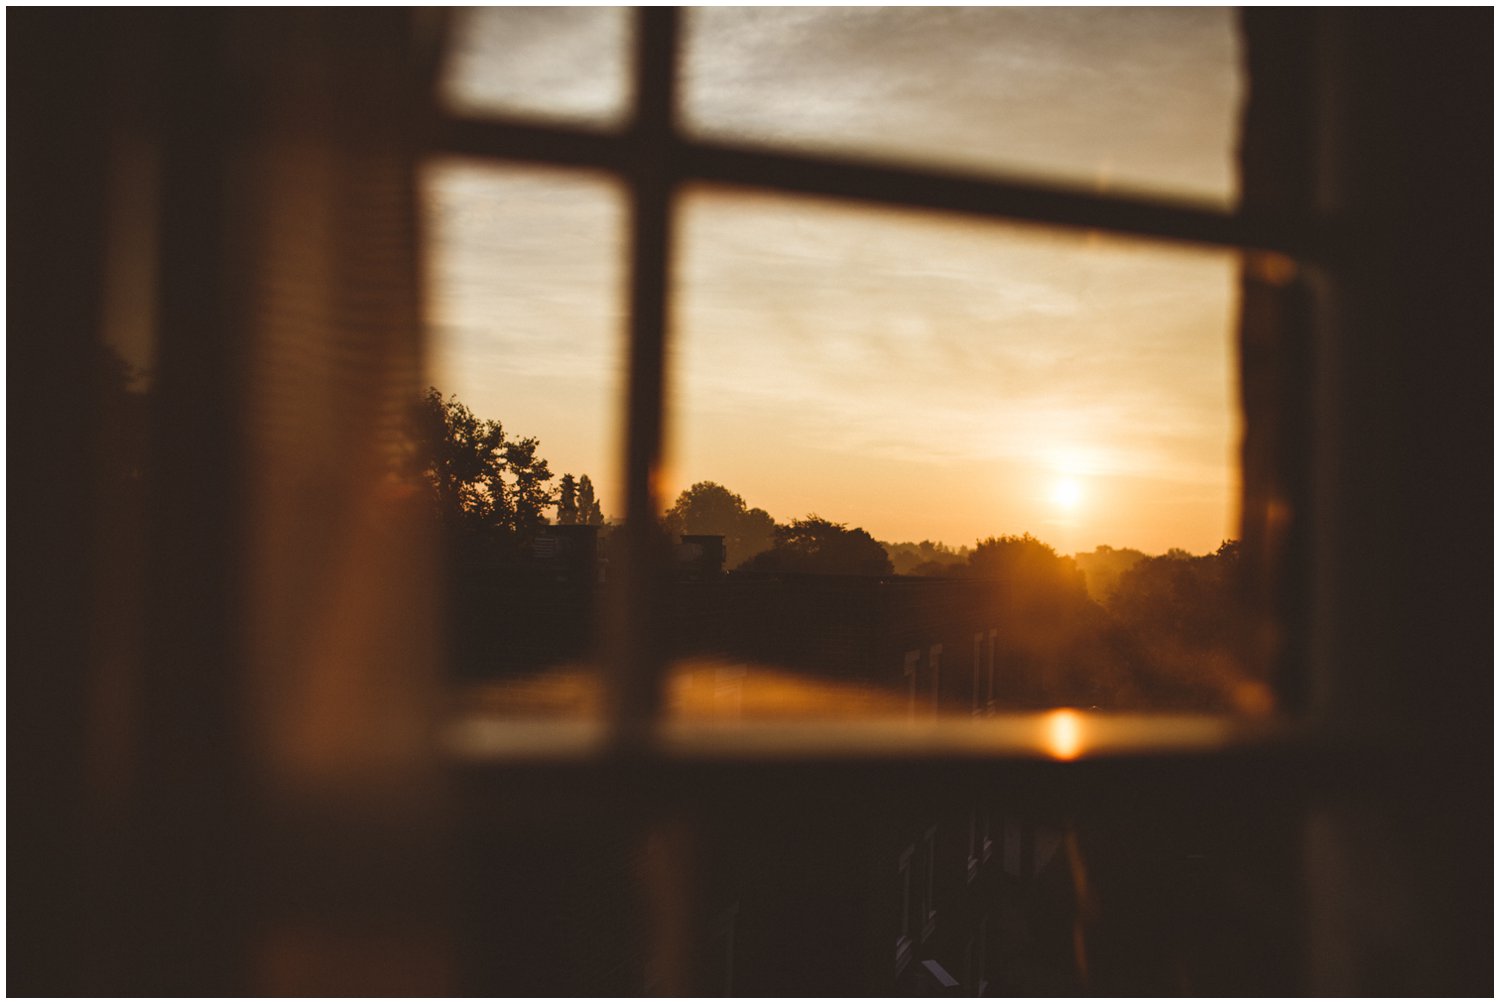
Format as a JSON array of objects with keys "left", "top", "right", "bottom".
[{"left": 10, "top": 11, "right": 451, "bottom": 995}]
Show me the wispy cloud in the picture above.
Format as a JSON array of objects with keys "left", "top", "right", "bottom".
[{"left": 426, "top": 10, "right": 1244, "bottom": 552}]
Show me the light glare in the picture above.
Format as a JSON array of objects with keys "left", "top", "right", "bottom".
[
  {"left": 1052, "top": 477, "right": 1084, "bottom": 511},
  {"left": 1043, "top": 708, "right": 1085, "bottom": 760}
]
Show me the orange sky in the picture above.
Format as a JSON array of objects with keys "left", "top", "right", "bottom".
[{"left": 428, "top": 8, "right": 1243, "bottom": 557}]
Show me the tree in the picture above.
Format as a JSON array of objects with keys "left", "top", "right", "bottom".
[
  {"left": 1072, "top": 544, "right": 1148, "bottom": 602},
  {"left": 406, "top": 388, "right": 510, "bottom": 531},
  {"left": 882, "top": 538, "right": 969, "bottom": 576},
  {"left": 739, "top": 516, "right": 894, "bottom": 576},
  {"left": 662, "top": 481, "right": 776, "bottom": 568},
  {"left": 1105, "top": 540, "right": 1245, "bottom": 710},
  {"left": 556, "top": 474, "right": 579, "bottom": 524},
  {"left": 966, "top": 533, "right": 1084, "bottom": 596},
  {"left": 576, "top": 474, "right": 604, "bottom": 525},
  {"left": 403, "top": 387, "right": 554, "bottom": 541},
  {"left": 1109, "top": 540, "right": 1239, "bottom": 649},
  {"left": 505, "top": 435, "right": 554, "bottom": 537}
]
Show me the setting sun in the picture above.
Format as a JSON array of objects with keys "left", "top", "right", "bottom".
[
  {"left": 429, "top": 8, "right": 1243, "bottom": 556},
  {"left": 1051, "top": 477, "right": 1084, "bottom": 512}
]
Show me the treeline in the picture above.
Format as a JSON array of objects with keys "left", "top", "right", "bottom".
[
  {"left": 662, "top": 482, "right": 1255, "bottom": 711},
  {"left": 411, "top": 391, "right": 1256, "bottom": 709},
  {"left": 883, "top": 539, "right": 972, "bottom": 576},
  {"left": 92, "top": 372, "right": 1256, "bottom": 707},
  {"left": 948, "top": 535, "right": 1252, "bottom": 710},
  {"left": 663, "top": 481, "right": 891, "bottom": 576},
  {"left": 404, "top": 387, "right": 605, "bottom": 551}
]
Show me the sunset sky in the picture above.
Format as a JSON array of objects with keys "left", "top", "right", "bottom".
[{"left": 428, "top": 8, "right": 1244, "bottom": 556}]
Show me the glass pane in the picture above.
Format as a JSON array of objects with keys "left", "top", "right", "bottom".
[
  {"left": 441, "top": 7, "right": 633, "bottom": 126},
  {"left": 423, "top": 160, "right": 626, "bottom": 709},
  {"left": 665, "top": 187, "right": 1265, "bottom": 717},
  {"left": 683, "top": 7, "right": 1242, "bottom": 207}
]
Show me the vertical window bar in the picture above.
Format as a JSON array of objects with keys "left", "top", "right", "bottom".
[{"left": 605, "top": 8, "right": 681, "bottom": 743}]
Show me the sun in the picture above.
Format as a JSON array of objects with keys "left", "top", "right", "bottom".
[{"left": 1051, "top": 476, "right": 1084, "bottom": 512}]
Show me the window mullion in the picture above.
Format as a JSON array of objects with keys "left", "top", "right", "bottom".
[{"left": 604, "top": 7, "right": 681, "bottom": 744}]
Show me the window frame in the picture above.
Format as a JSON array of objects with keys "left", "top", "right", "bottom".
[
  {"left": 428, "top": 10, "right": 1330, "bottom": 996},
  {"left": 433, "top": 9, "right": 1304, "bottom": 746}
]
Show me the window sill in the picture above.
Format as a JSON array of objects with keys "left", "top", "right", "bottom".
[{"left": 444, "top": 710, "right": 1301, "bottom": 765}]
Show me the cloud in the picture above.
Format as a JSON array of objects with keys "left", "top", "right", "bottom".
[
  {"left": 681, "top": 7, "right": 1241, "bottom": 203},
  {"left": 426, "top": 10, "right": 1244, "bottom": 550}
]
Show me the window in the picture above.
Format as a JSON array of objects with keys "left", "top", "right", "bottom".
[
  {"left": 427, "top": 5, "right": 1258, "bottom": 724},
  {"left": 986, "top": 628, "right": 998, "bottom": 711},
  {"left": 919, "top": 825, "right": 938, "bottom": 942},
  {"left": 12, "top": 9, "right": 1491, "bottom": 998},
  {"left": 971, "top": 634, "right": 983, "bottom": 716},
  {"left": 903, "top": 648, "right": 920, "bottom": 720},
  {"left": 896, "top": 844, "right": 915, "bottom": 973},
  {"left": 981, "top": 804, "right": 995, "bottom": 864},
  {"left": 927, "top": 644, "right": 943, "bottom": 719},
  {"left": 973, "top": 917, "right": 990, "bottom": 996},
  {"left": 966, "top": 806, "right": 980, "bottom": 883}
]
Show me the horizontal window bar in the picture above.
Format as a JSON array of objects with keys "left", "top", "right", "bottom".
[
  {"left": 434, "top": 113, "right": 1309, "bottom": 256},
  {"left": 436, "top": 116, "right": 627, "bottom": 172},
  {"left": 678, "top": 140, "right": 1298, "bottom": 255}
]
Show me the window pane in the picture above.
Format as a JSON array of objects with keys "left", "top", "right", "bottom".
[
  {"left": 441, "top": 7, "right": 633, "bottom": 126},
  {"left": 665, "top": 187, "right": 1265, "bottom": 716},
  {"left": 683, "top": 7, "right": 1242, "bottom": 207},
  {"left": 423, "top": 161, "right": 626, "bottom": 708}
]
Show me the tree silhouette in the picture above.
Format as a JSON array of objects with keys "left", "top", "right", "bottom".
[
  {"left": 406, "top": 388, "right": 510, "bottom": 531},
  {"left": 1105, "top": 540, "right": 1245, "bottom": 710},
  {"left": 404, "top": 387, "right": 554, "bottom": 541},
  {"left": 739, "top": 516, "right": 894, "bottom": 576},
  {"left": 556, "top": 473, "right": 579, "bottom": 524},
  {"left": 1109, "top": 540, "right": 1239, "bottom": 650},
  {"left": 505, "top": 436, "right": 554, "bottom": 537},
  {"left": 1072, "top": 544, "right": 1148, "bottom": 602},
  {"left": 663, "top": 481, "right": 776, "bottom": 568},
  {"left": 882, "top": 538, "right": 970, "bottom": 576},
  {"left": 967, "top": 533, "right": 1085, "bottom": 596},
  {"left": 576, "top": 474, "right": 604, "bottom": 525}
]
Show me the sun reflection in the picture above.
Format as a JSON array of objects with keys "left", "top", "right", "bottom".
[{"left": 1042, "top": 708, "right": 1085, "bottom": 760}]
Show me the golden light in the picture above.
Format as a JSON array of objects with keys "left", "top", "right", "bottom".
[
  {"left": 1042, "top": 708, "right": 1085, "bottom": 760},
  {"left": 1051, "top": 476, "right": 1084, "bottom": 512}
]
